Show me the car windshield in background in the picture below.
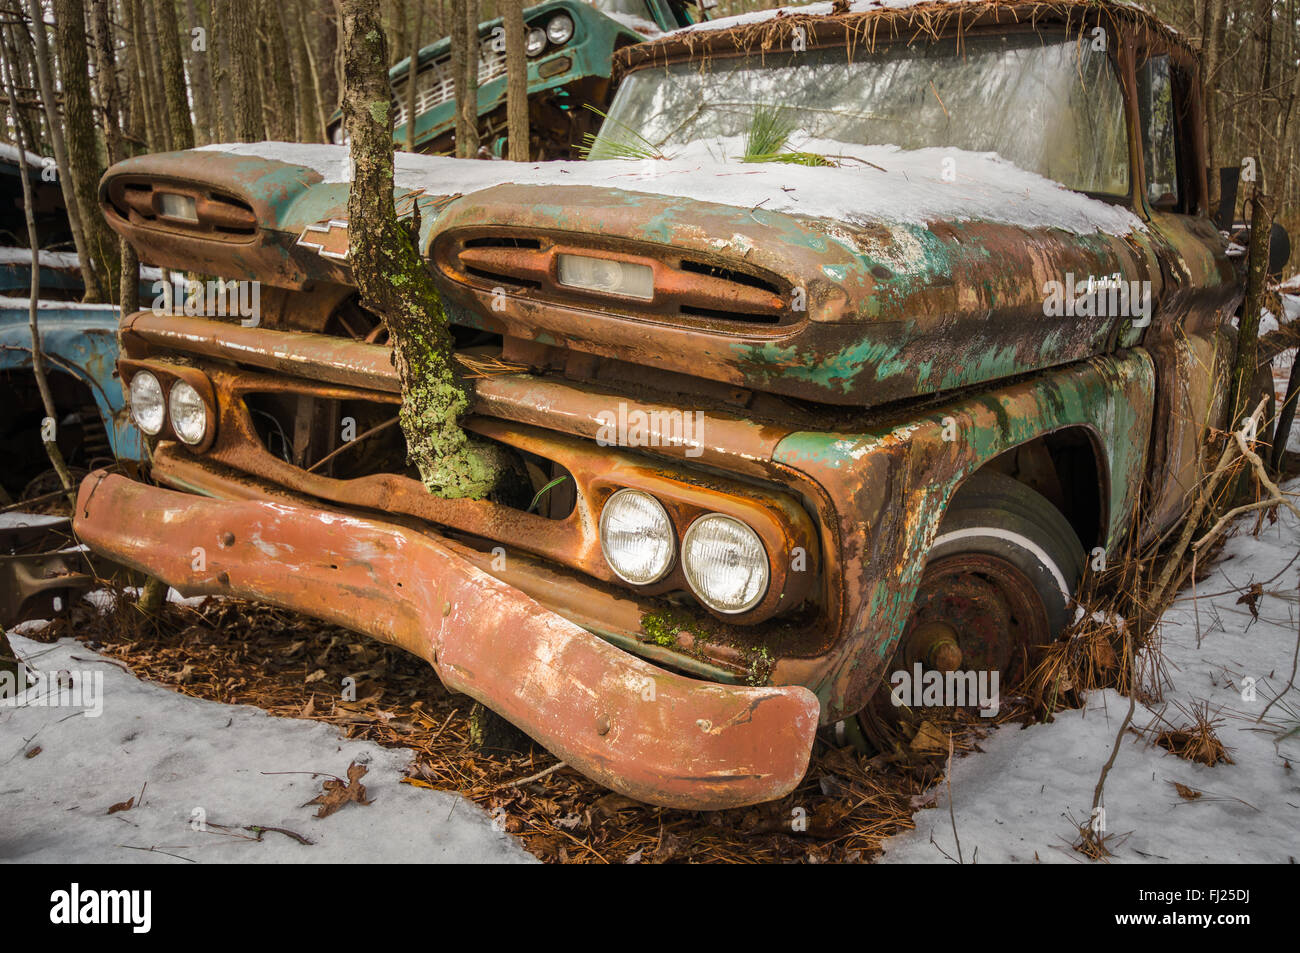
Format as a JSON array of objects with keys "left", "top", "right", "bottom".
[
  {"left": 600, "top": 31, "right": 1131, "bottom": 196},
  {"left": 590, "top": 0, "right": 658, "bottom": 21}
]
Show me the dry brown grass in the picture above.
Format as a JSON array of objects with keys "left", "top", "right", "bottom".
[{"left": 1148, "top": 700, "right": 1235, "bottom": 767}]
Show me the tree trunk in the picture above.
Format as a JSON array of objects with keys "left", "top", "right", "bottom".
[
  {"left": 293, "top": 0, "right": 328, "bottom": 141},
  {"left": 261, "top": 0, "right": 298, "bottom": 140},
  {"left": 0, "top": 42, "right": 77, "bottom": 509},
  {"left": 451, "top": 0, "right": 478, "bottom": 157},
  {"left": 89, "top": 0, "right": 125, "bottom": 161},
  {"left": 284, "top": 0, "right": 319, "bottom": 141},
  {"left": 1202, "top": 0, "right": 1225, "bottom": 209},
  {"left": 125, "top": 0, "right": 158, "bottom": 148},
  {"left": 502, "top": 0, "right": 527, "bottom": 160},
  {"left": 225, "top": 0, "right": 265, "bottom": 141},
  {"left": 153, "top": 0, "right": 195, "bottom": 149},
  {"left": 24, "top": 0, "right": 104, "bottom": 302},
  {"left": 139, "top": 0, "right": 174, "bottom": 150},
  {"left": 182, "top": 0, "right": 214, "bottom": 143},
  {"left": 340, "top": 0, "right": 504, "bottom": 499},
  {"left": 404, "top": 0, "right": 424, "bottom": 152}
]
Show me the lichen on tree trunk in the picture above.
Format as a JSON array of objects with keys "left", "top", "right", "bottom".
[{"left": 340, "top": 0, "right": 505, "bottom": 500}]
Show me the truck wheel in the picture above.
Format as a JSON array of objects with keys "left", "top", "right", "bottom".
[{"left": 855, "top": 471, "right": 1085, "bottom": 745}]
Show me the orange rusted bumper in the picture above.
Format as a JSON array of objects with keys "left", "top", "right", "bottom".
[{"left": 73, "top": 471, "right": 820, "bottom": 810}]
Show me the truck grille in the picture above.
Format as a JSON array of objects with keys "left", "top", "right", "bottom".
[{"left": 393, "top": 40, "right": 508, "bottom": 127}]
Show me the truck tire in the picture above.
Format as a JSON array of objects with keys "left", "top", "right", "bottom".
[{"left": 849, "top": 470, "right": 1087, "bottom": 749}]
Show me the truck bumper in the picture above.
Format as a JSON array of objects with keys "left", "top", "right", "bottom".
[{"left": 73, "top": 471, "right": 820, "bottom": 810}]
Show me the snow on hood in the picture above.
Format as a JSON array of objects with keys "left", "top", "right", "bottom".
[{"left": 199, "top": 140, "right": 1145, "bottom": 238}]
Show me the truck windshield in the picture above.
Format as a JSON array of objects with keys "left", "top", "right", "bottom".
[
  {"left": 600, "top": 31, "right": 1130, "bottom": 196},
  {"left": 589, "top": 0, "right": 660, "bottom": 24}
]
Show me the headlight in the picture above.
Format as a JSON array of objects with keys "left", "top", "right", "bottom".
[
  {"left": 546, "top": 13, "right": 574, "bottom": 45},
  {"left": 128, "top": 372, "right": 165, "bottom": 436},
  {"left": 681, "top": 514, "right": 769, "bottom": 614},
  {"left": 599, "top": 489, "right": 674, "bottom": 585},
  {"left": 557, "top": 254, "right": 653, "bottom": 299},
  {"left": 525, "top": 27, "right": 547, "bottom": 55},
  {"left": 158, "top": 193, "right": 198, "bottom": 223},
  {"left": 168, "top": 380, "right": 208, "bottom": 446}
]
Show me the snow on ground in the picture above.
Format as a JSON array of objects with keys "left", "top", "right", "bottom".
[
  {"left": 880, "top": 481, "right": 1300, "bottom": 864},
  {"left": 0, "top": 634, "right": 535, "bottom": 864}
]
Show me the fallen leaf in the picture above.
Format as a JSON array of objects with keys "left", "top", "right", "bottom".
[
  {"left": 107, "top": 796, "right": 135, "bottom": 814},
  {"left": 305, "top": 762, "right": 373, "bottom": 818},
  {"left": 1172, "top": 781, "right": 1202, "bottom": 800},
  {"left": 25, "top": 746, "right": 41, "bottom": 759},
  {"left": 1236, "top": 583, "right": 1264, "bottom": 620},
  {"left": 909, "top": 720, "right": 949, "bottom": 755},
  {"left": 304, "top": 669, "right": 327, "bottom": 684}
]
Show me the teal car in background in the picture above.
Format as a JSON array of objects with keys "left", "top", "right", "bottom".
[{"left": 328, "top": 0, "right": 708, "bottom": 158}]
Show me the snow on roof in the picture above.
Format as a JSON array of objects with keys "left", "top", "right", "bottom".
[
  {"left": 202, "top": 140, "right": 1145, "bottom": 238},
  {"left": 668, "top": 0, "right": 1156, "bottom": 37},
  {"left": 0, "top": 247, "right": 80, "bottom": 268},
  {"left": 0, "top": 295, "right": 118, "bottom": 310},
  {"left": 0, "top": 142, "right": 46, "bottom": 169}
]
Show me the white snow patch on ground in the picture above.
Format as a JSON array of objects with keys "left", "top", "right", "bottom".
[
  {"left": 0, "top": 635, "right": 535, "bottom": 864},
  {"left": 880, "top": 480, "right": 1300, "bottom": 864},
  {"left": 199, "top": 141, "right": 1145, "bottom": 237}
]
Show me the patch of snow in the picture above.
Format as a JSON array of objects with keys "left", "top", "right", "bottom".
[
  {"left": 0, "top": 296, "right": 118, "bottom": 311},
  {"left": 880, "top": 479, "right": 1300, "bottom": 863},
  {"left": 671, "top": 0, "right": 996, "bottom": 36},
  {"left": 199, "top": 140, "right": 1145, "bottom": 238},
  {"left": 0, "top": 248, "right": 80, "bottom": 268},
  {"left": 0, "top": 142, "right": 45, "bottom": 169},
  {"left": 0, "top": 635, "right": 536, "bottom": 864}
]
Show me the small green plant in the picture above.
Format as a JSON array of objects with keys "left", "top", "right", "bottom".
[
  {"left": 741, "top": 104, "right": 836, "bottom": 167},
  {"left": 579, "top": 105, "right": 672, "bottom": 161}
]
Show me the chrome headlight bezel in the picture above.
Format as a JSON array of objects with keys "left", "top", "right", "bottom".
[
  {"left": 167, "top": 379, "right": 208, "bottom": 446},
  {"left": 598, "top": 488, "right": 676, "bottom": 585},
  {"left": 545, "top": 13, "right": 574, "bottom": 45},
  {"left": 681, "top": 513, "right": 770, "bottom": 614},
  {"left": 128, "top": 371, "right": 165, "bottom": 436},
  {"left": 525, "top": 27, "right": 547, "bottom": 56}
]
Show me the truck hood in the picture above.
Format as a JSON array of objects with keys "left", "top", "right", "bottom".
[{"left": 101, "top": 142, "right": 1157, "bottom": 406}]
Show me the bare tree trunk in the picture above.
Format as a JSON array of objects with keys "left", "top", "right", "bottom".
[
  {"left": 341, "top": 0, "right": 503, "bottom": 499},
  {"left": 0, "top": 39, "right": 77, "bottom": 509},
  {"left": 23, "top": 0, "right": 104, "bottom": 302},
  {"left": 153, "top": 0, "right": 195, "bottom": 149},
  {"left": 211, "top": 0, "right": 234, "bottom": 139},
  {"left": 126, "top": 0, "right": 162, "bottom": 148},
  {"left": 261, "top": 0, "right": 297, "bottom": 140},
  {"left": 404, "top": 0, "right": 424, "bottom": 151},
  {"left": 293, "top": 0, "right": 328, "bottom": 141},
  {"left": 139, "top": 0, "right": 173, "bottom": 149},
  {"left": 451, "top": 0, "right": 478, "bottom": 157},
  {"left": 182, "top": 0, "right": 213, "bottom": 142},
  {"left": 89, "top": 0, "right": 125, "bottom": 160},
  {"left": 227, "top": 0, "right": 265, "bottom": 140},
  {"left": 502, "top": 0, "right": 526, "bottom": 160},
  {"left": 1202, "top": 0, "right": 1225, "bottom": 209}
]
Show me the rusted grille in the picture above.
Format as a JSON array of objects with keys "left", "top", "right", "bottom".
[
  {"left": 103, "top": 178, "right": 256, "bottom": 242},
  {"left": 436, "top": 230, "right": 799, "bottom": 331}
]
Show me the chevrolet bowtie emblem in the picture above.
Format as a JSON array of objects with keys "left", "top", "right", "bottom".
[{"left": 296, "top": 219, "right": 350, "bottom": 260}]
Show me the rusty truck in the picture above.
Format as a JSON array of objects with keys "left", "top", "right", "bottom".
[{"left": 77, "top": 0, "right": 1274, "bottom": 809}]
